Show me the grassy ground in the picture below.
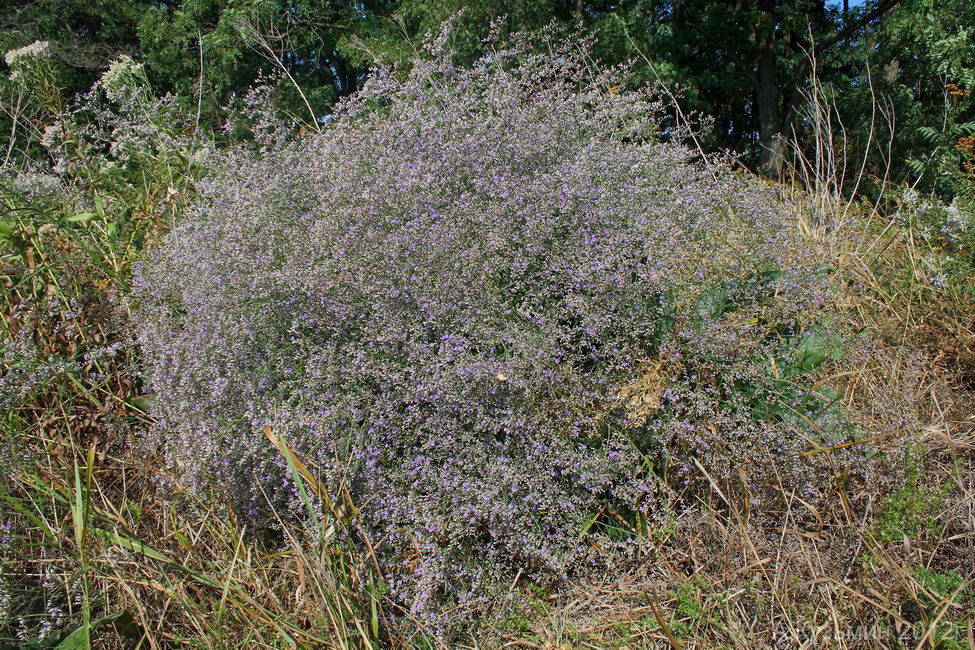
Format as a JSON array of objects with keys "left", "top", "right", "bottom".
[
  {"left": 2, "top": 175, "right": 972, "bottom": 649},
  {"left": 1, "top": 66, "right": 973, "bottom": 648}
]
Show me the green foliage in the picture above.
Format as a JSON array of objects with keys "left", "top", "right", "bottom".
[
  {"left": 910, "top": 566, "right": 973, "bottom": 649},
  {"left": 665, "top": 576, "right": 724, "bottom": 642},
  {"left": 914, "top": 566, "right": 970, "bottom": 607},
  {"left": 829, "top": 0, "right": 975, "bottom": 194},
  {"left": 875, "top": 449, "right": 950, "bottom": 543},
  {"left": 880, "top": 0, "right": 975, "bottom": 93},
  {"left": 136, "top": 0, "right": 354, "bottom": 126},
  {"left": 0, "top": 0, "right": 916, "bottom": 174}
]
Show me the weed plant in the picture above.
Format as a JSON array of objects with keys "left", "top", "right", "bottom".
[{"left": 133, "top": 32, "right": 851, "bottom": 631}]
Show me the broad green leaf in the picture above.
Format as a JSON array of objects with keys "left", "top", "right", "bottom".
[{"left": 52, "top": 625, "right": 88, "bottom": 650}]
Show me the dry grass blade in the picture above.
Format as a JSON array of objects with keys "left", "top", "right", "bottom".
[{"left": 645, "top": 591, "right": 684, "bottom": 650}]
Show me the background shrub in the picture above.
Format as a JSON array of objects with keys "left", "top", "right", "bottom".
[{"left": 134, "top": 36, "right": 835, "bottom": 626}]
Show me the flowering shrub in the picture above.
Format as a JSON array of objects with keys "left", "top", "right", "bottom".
[
  {"left": 0, "top": 50, "right": 212, "bottom": 641},
  {"left": 134, "top": 35, "right": 831, "bottom": 626},
  {"left": 3, "top": 41, "right": 61, "bottom": 114}
]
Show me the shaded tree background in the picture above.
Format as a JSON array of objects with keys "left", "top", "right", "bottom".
[{"left": 1, "top": 0, "right": 972, "bottom": 192}]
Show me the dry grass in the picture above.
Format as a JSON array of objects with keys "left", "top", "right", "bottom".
[
  {"left": 463, "top": 191, "right": 975, "bottom": 650},
  {"left": 2, "top": 54, "right": 974, "bottom": 646},
  {"left": 4, "top": 188, "right": 974, "bottom": 648},
  {"left": 1, "top": 429, "right": 396, "bottom": 647}
]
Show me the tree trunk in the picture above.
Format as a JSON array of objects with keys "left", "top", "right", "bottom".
[
  {"left": 753, "top": 1, "right": 786, "bottom": 179},
  {"left": 884, "top": 58, "right": 900, "bottom": 83}
]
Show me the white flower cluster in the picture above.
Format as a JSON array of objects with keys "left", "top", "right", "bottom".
[
  {"left": 945, "top": 203, "right": 970, "bottom": 233},
  {"left": 4, "top": 40, "right": 49, "bottom": 66},
  {"left": 894, "top": 188, "right": 972, "bottom": 247},
  {"left": 4, "top": 40, "right": 50, "bottom": 80},
  {"left": 99, "top": 55, "right": 147, "bottom": 95},
  {"left": 901, "top": 187, "right": 919, "bottom": 206},
  {"left": 39, "top": 121, "right": 67, "bottom": 148}
]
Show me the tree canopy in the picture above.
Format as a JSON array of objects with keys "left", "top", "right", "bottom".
[{"left": 1, "top": 0, "right": 973, "bottom": 188}]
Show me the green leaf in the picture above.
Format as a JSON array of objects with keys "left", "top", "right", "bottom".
[
  {"left": 784, "top": 327, "right": 843, "bottom": 375},
  {"left": 692, "top": 284, "right": 730, "bottom": 319},
  {"left": 67, "top": 213, "right": 99, "bottom": 223},
  {"left": 94, "top": 528, "right": 174, "bottom": 564},
  {"left": 794, "top": 339, "right": 829, "bottom": 373},
  {"left": 124, "top": 395, "right": 151, "bottom": 413},
  {"left": 72, "top": 463, "right": 84, "bottom": 550},
  {"left": 0, "top": 611, "right": 146, "bottom": 650},
  {"left": 580, "top": 510, "right": 601, "bottom": 538},
  {"left": 52, "top": 625, "right": 88, "bottom": 650}
]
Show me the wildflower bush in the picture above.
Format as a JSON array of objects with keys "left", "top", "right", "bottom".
[
  {"left": 134, "top": 35, "right": 840, "bottom": 627},
  {"left": 0, "top": 49, "right": 210, "bottom": 642},
  {"left": 853, "top": 181, "right": 975, "bottom": 374},
  {"left": 1, "top": 51, "right": 203, "bottom": 456}
]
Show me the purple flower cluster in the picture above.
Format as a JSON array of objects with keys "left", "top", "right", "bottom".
[{"left": 133, "top": 39, "right": 813, "bottom": 625}]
